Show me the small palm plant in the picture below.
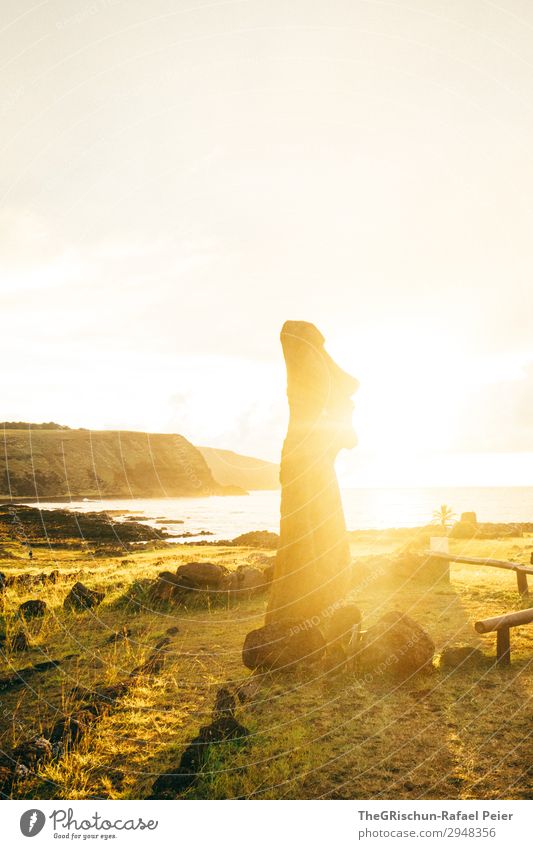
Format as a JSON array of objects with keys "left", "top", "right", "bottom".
[{"left": 432, "top": 504, "right": 456, "bottom": 530}]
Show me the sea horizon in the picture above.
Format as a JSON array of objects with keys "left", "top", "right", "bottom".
[{"left": 19, "top": 485, "right": 533, "bottom": 542}]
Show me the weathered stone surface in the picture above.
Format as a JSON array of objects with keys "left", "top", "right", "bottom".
[
  {"left": 440, "top": 645, "right": 485, "bottom": 669},
  {"left": 266, "top": 322, "right": 358, "bottom": 626},
  {"left": 18, "top": 599, "right": 47, "bottom": 619},
  {"left": 12, "top": 736, "right": 52, "bottom": 767},
  {"left": 242, "top": 620, "right": 326, "bottom": 671},
  {"left": 212, "top": 687, "right": 236, "bottom": 718},
  {"left": 262, "top": 562, "right": 275, "bottom": 584},
  {"left": 233, "top": 567, "right": 268, "bottom": 596},
  {"left": 360, "top": 611, "right": 435, "bottom": 679},
  {"left": 49, "top": 712, "right": 91, "bottom": 751},
  {"left": 63, "top": 581, "right": 105, "bottom": 611},
  {"left": 175, "top": 561, "right": 227, "bottom": 589},
  {"left": 235, "top": 676, "right": 262, "bottom": 704},
  {"left": 10, "top": 629, "right": 31, "bottom": 652},
  {"left": 149, "top": 571, "right": 183, "bottom": 604}
]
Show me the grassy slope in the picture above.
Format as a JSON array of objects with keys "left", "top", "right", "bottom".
[
  {"left": 0, "top": 429, "right": 225, "bottom": 499},
  {"left": 197, "top": 447, "right": 279, "bottom": 490},
  {"left": 0, "top": 534, "right": 532, "bottom": 801}
]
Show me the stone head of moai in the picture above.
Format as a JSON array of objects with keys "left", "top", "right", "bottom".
[
  {"left": 280, "top": 320, "right": 359, "bottom": 456},
  {"left": 264, "top": 321, "right": 359, "bottom": 627}
]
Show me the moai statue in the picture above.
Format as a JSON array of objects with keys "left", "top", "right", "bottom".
[{"left": 266, "top": 321, "right": 358, "bottom": 626}]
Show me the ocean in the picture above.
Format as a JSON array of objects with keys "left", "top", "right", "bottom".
[{"left": 27, "top": 487, "right": 533, "bottom": 542}]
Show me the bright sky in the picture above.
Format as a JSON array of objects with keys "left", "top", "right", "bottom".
[{"left": 2, "top": 0, "right": 533, "bottom": 486}]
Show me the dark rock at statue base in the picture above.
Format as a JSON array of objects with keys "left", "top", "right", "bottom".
[
  {"left": 327, "top": 603, "right": 362, "bottom": 646},
  {"left": 18, "top": 599, "right": 47, "bottom": 619},
  {"left": 262, "top": 562, "right": 275, "bottom": 584},
  {"left": 360, "top": 611, "right": 435, "bottom": 680},
  {"left": 439, "top": 644, "right": 486, "bottom": 669},
  {"left": 242, "top": 620, "right": 326, "bottom": 671},
  {"left": 231, "top": 566, "right": 269, "bottom": 597},
  {"left": 64, "top": 581, "right": 105, "bottom": 611}
]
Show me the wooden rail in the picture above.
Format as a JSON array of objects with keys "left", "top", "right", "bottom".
[
  {"left": 474, "top": 607, "right": 533, "bottom": 666},
  {"left": 424, "top": 551, "right": 533, "bottom": 597}
]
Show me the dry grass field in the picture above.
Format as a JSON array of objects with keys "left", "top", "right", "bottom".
[{"left": 0, "top": 530, "right": 532, "bottom": 801}]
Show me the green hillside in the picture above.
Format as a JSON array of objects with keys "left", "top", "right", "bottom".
[
  {"left": 198, "top": 446, "right": 279, "bottom": 490},
  {"left": 0, "top": 427, "right": 242, "bottom": 499}
]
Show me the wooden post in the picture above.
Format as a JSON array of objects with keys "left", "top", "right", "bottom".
[
  {"left": 474, "top": 607, "right": 533, "bottom": 667},
  {"left": 496, "top": 627, "right": 511, "bottom": 666},
  {"left": 516, "top": 570, "right": 529, "bottom": 597},
  {"left": 425, "top": 551, "right": 533, "bottom": 597}
]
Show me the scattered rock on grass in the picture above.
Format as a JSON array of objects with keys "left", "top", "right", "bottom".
[
  {"left": 10, "top": 629, "right": 31, "bottom": 652},
  {"left": 439, "top": 645, "right": 486, "bottom": 669},
  {"left": 360, "top": 611, "right": 435, "bottom": 680},
  {"left": 12, "top": 736, "right": 52, "bottom": 768},
  {"left": 18, "top": 599, "right": 47, "bottom": 619},
  {"left": 64, "top": 581, "right": 105, "bottom": 611},
  {"left": 175, "top": 561, "right": 227, "bottom": 589},
  {"left": 149, "top": 572, "right": 184, "bottom": 604},
  {"left": 242, "top": 620, "right": 326, "bottom": 671},
  {"left": 104, "top": 626, "right": 131, "bottom": 644}
]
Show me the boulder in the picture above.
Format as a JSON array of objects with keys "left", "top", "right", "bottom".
[
  {"left": 439, "top": 645, "right": 485, "bottom": 669},
  {"left": 233, "top": 567, "right": 268, "bottom": 596},
  {"left": 10, "top": 629, "right": 30, "bottom": 652},
  {"left": 328, "top": 604, "right": 361, "bottom": 640},
  {"left": 212, "top": 687, "right": 236, "bottom": 718},
  {"left": 64, "top": 581, "right": 105, "bottom": 611},
  {"left": 360, "top": 611, "right": 435, "bottom": 680},
  {"left": 12, "top": 736, "right": 52, "bottom": 767},
  {"left": 49, "top": 711, "right": 92, "bottom": 751},
  {"left": 150, "top": 571, "right": 184, "bottom": 604},
  {"left": 175, "top": 561, "right": 227, "bottom": 589},
  {"left": 262, "top": 562, "right": 275, "bottom": 584},
  {"left": 18, "top": 599, "right": 47, "bottom": 619},
  {"left": 242, "top": 620, "right": 326, "bottom": 671}
]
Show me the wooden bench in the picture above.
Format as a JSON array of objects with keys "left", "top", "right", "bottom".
[
  {"left": 474, "top": 607, "right": 533, "bottom": 666},
  {"left": 424, "top": 551, "right": 533, "bottom": 597}
]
